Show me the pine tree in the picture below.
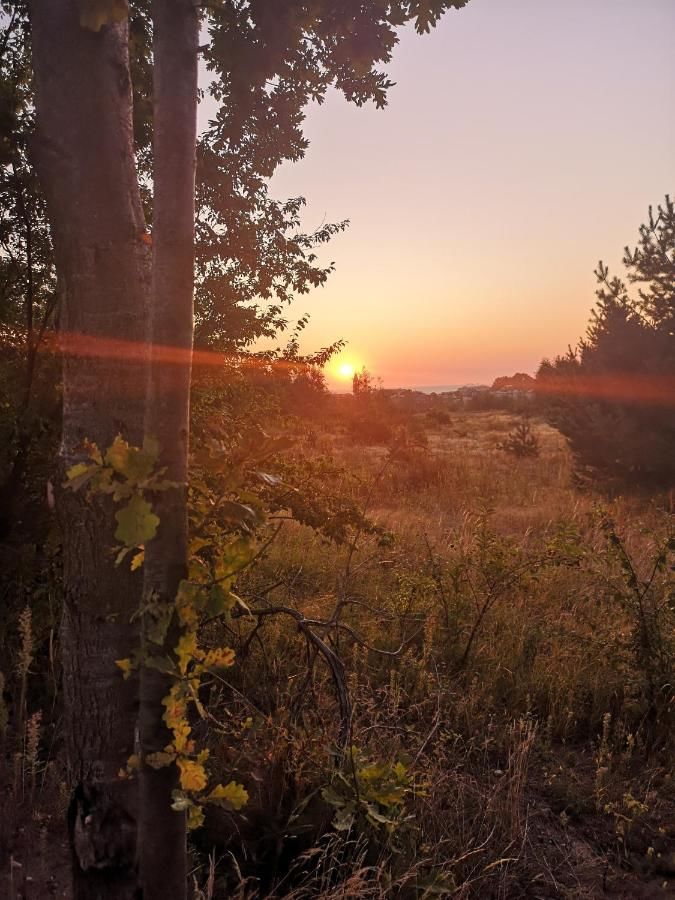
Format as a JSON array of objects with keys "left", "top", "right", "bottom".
[{"left": 537, "top": 196, "right": 675, "bottom": 488}]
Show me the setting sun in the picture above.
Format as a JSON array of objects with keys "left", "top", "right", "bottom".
[{"left": 327, "top": 355, "right": 363, "bottom": 385}]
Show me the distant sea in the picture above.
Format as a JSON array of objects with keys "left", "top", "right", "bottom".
[
  {"left": 331, "top": 383, "right": 488, "bottom": 394},
  {"left": 391, "top": 384, "right": 486, "bottom": 394}
]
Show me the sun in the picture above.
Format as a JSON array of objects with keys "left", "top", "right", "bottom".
[{"left": 329, "top": 356, "right": 363, "bottom": 385}]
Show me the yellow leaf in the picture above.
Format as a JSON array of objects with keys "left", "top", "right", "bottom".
[
  {"left": 115, "top": 658, "right": 132, "bottom": 679},
  {"left": 187, "top": 804, "right": 205, "bottom": 830},
  {"left": 208, "top": 781, "right": 248, "bottom": 811},
  {"left": 172, "top": 726, "right": 194, "bottom": 755},
  {"left": 162, "top": 686, "right": 187, "bottom": 724},
  {"left": 177, "top": 758, "right": 208, "bottom": 793},
  {"left": 64, "top": 461, "right": 98, "bottom": 492},
  {"left": 188, "top": 536, "right": 211, "bottom": 555},
  {"left": 131, "top": 549, "right": 145, "bottom": 571},
  {"left": 105, "top": 434, "right": 157, "bottom": 484},
  {"left": 78, "top": 0, "right": 128, "bottom": 33},
  {"left": 105, "top": 434, "right": 130, "bottom": 472},
  {"left": 175, "top": 580, "right": 201, "bottom": 627},
  {"left": 84, "top": 439, "right": 103, "bottom": 465},
  {"left": 66, "top": 462, "right": 90, "bottom": 481},
  {"left": 117, "top": 753, "right": 138, "bottom": 780},
  {"left": 203, "top": 646, "right": 236, "bottom": 669},
  {"left": 146, "top": 750, "right": 175, "bottom": 770},
  {"left": 175, "top": 631, "right": 198, "bottom": 675}
]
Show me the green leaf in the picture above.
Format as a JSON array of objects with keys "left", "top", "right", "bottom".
[
  {"left": 365, "top": 803, "right": 395, "bottom": 825},
  {"left": 216, "top": 538, "right": 254, "bottom": 581},
  {"left": 170, "top": 789, "right": 192, "bottom": 812},
  {"left": 205, "top": 583, "right": 236, "bottom": 618},
  {"left": 111, "top": 482, "right": 133, "bottom": 502},
  {"left": 256, "top": 435, "right": 294, "bottom": 461},
  {"left": 143, "top": 435, "right": 160, "bottom": 460},
  {"left": 105, "top": 435, "right": 157, "bottom": 484},
  {"left": 145, "top": 655, "right": 176, "bottom": 676},
  {"left": 125, "top": 448, "right": 159, "bottom": 484},
  {"left": 333, "top": 805, "right": 355, "bottom": 832},
  {"left": 176, "top": 579, "right": 202, "bottom": 605},
  {"left": 145, "top": 603, "right": 173, "bottom": 645},
  {"left": 114, "top": 494, "right": 159, "bottom": 547},
  {"left": 321, "top": 786, "right": 346, "bottom": 809}
]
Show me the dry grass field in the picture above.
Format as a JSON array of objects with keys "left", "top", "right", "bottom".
[
  {"left": 191, "top": 409, "right": 674, "bottom": 898},
  {"left": 3, "top": 409, "right": 673, "bottom": 899}
]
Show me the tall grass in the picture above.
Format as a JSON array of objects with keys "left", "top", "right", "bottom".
[{"left": 192, "top": 411, "right": 674, "bottom": 897}]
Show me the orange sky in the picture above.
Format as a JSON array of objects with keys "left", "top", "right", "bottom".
[
  {"left": 205, "top": 0, "right": 675, "bottom": 389},
  {"left": 14, "top": 330, "right": 670, "bottom": 410}
]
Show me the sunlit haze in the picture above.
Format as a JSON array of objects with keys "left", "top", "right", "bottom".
[{"left": 203, "top": 0, "right": 675, "bottom": 389}]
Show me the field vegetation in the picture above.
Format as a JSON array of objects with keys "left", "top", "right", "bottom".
[{"left": 3, "top": 377, "right": 672, "bottom": 898}]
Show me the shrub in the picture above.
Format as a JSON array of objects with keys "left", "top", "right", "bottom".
[
  {"left": 347, "top": 416, "right": 393, "bottom": 446},
  {"left": 498, "top": 419, "right": 540, "bottom": 458},
  {"left": 427, "top": 409, "right": 451, "bottom": 426}
]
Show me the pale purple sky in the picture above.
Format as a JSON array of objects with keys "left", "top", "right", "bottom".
[{"left": 203, "top": 0, "right": 675, "bottom": 387}]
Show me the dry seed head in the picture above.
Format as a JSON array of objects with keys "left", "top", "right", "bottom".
[
  {"left": 16, "top": 606, "right": 33, "bottom": 679},
  {"left": 26, "top": 709, "right": 42, "bottom": 774},
  {"left": 0, "top": 671, "right": 7, "bottom": 735}
]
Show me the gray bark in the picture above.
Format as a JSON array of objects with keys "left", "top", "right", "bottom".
[
  {"left": 28, "top": 2, "right": 149, "bottom": 896},
  {"left": 139, "top": 1, "right": 199, "bottom": 898}
]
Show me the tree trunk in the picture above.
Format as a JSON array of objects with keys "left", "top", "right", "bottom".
[
  {"left": 139, "top": 2, "right": 199, "bottom": 898},
  {"left": 28, "top": 3, "right": 149, "bottom": 897}
]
